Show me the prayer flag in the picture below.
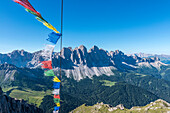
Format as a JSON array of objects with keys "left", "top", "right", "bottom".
[
  {"left": 52, "top": 89, "right": 60, "bottom": 95},
  {"left": 36, "top": 17, "right": 46, "bottom": 23},
  {"left": 41, "top": 44, "right": 55, "bottom": 60},
  {"left": 53, "top": 82, "right": 60, "bottom": 89},
  {"left": 47, "top": 32, "right": 61, "bottom": 44},
  {"left": 36, "top": 17, "right": 59, "bottom": 33},
  {"left": 53, "top": 76, "right": 61, "bottom": 82},
  {"left": 43, "top": 22, "right": 59, "bottom": 33},
  {"left": 25, "top": 9, "right": 39, "bottom": 17},
  {"left": 53, "top": 111, "right": 59, "bottom": 113},
  {"left": 54, "top": 98, "right": 60, "bottom": 103},
  {"left": 44, "top": 70, "right": 55, "bottom": 76},
  {"left": 41, "top": 61, "right": 52, "bottom": 69},
  {"left": 54, "top": 106, "right": 60, "bottom": 111},
  {"left": 13, "top": 0, "right": 41, "bottom": 17},
  {"left": 54, "top": 95, "right": 60, "bottom": 99},
  {"left": 56, "top": 103, "right": 60, "bottom": 107}
]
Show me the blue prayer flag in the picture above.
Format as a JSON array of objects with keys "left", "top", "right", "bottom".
[
  {"left": 53, "top": 82, "right": 60, "bottom": 89},
  {"left": 47, "top": 32, "right": 61, "bottom": 44},
  {"left": 54, "top": 106, "right": 60, "bottom": 111}
]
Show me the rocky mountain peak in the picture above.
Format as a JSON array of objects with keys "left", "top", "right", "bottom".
[
  {"left": 114, "top": 50, "right": 124, "bottom": 56},
  {"left": 62, "top": 47, "right": 72, "bottom": 59},
  {"left": 89, "top": 45, "right": 99, "bottom": 52},
  {"left": 109, "top": 50, "right": 124, "bottom": 58},
  {"left": 78, "top": 45, "right": 87, "bottom": 55},
  {"left": 141, "top": 57, "right": 160, "bottom": 63},
  {"left": 150, "top": 57, "right": 160, "bottom": 61},
  {"left": 8, "top": 50, "right": 28, "bottom": 56},
  {"left": 68, "top": 47, "right": 73, "bottom": 50},
  {"left": 78, "top": 45, "right": 87, "bottom": 50}
]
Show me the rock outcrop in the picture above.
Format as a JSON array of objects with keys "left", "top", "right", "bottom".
[
  {"left": 70, "top": 99, "right": 170, "bottom": 113},
  {"left": 0, "top": 87, "right": 43, "bottom": 113}
]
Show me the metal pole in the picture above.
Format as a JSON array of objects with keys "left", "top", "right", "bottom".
[{"left": 60, "top": 0, "right": 64, "bottom": 80}]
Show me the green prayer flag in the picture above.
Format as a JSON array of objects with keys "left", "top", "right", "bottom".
[
  {"left": 36, "top": 16, "right": 46, "bottom": 23},
  {"left": 54, "top": 98, "right": 60, "bottom": 103},
  {"left": 44, "top": 70, "right": 55, "bottom": 76},
  {"left": 25, "top": 9, "right": 39, "bottom": 17}
]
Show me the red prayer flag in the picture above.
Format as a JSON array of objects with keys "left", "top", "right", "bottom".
[
  {"left": 54, "top": 95, "right": 60, "bottom": 99},
  {"left": 13, "top": 0, "right": 41, "bottom": 17},
  {"left": 41, "top": 61, "right": 52, "bottom": 69}
]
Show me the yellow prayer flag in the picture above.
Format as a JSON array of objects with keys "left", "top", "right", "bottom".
[
  {"left": 35, "top": 17, "right": 60, "bottom": 33},
  {"left": 53, "top": 76, "right": 61, "bottom": 82},
  {"left": 56, "top": 103, "right": 60, "bottom": 107},
  {"left": 43, "top": 22, "right": 60, "bottom": 33}
]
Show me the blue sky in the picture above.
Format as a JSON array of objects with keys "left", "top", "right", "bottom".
[{"left": 1, "top": 0, "right": 170, "bottom": 54}]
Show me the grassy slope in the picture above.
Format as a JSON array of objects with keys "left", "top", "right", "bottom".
[
  {"left": 100, "top": 80, "right": 117, "bottom": 87},
  {"left": 2, "top": 87, "right": 52, "bottom": 107}
]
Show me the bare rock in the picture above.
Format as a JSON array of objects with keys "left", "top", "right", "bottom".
[{"left": 0, "top": 87, "right": 43, "bottom": 113}]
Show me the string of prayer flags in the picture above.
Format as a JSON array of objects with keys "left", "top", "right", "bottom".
[
  {"left": 53, "top": 75, "right": 61, "bottom": 112},
  {"left": 13, "top": 0, "right": 41, "bottom": 17},
  {"left": 13, "top": 0, "right": 62, "bottom": 112},
  {"left": 13, "top": 0, "right": 60, "bottom": 33}
]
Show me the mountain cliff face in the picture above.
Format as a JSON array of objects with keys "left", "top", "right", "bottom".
[
  {"left": 0, "top": 87, "right": 43, "bottom": 113},
  {"left": 0, "top": 45, "right": 168, "bottom": 80}
]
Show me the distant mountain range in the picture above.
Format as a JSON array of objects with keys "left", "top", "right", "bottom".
[
  {"left": 129, "top": 52, "right": 170, "bottom": 64},
  {"left": 0, "top": 45, "right": 169, "bottom": 81}
]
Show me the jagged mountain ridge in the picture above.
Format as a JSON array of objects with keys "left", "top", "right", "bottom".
[
  {"left": 130, "top": 52, "right": 170, "bottom": 58},
  {"left": 129, "top": 52, "right": 170, "bottom": 64},
  {"left": 0, "top": 45, "right": 168, "bottom": 80},
  {"left": 0, "top": 50, "right": 33, "bottom": 67}
]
